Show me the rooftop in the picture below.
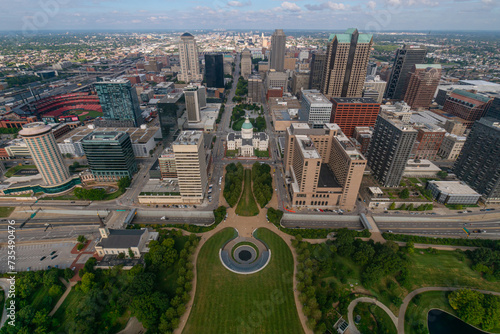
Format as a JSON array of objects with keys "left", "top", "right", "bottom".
[
  {"left": 415, "top": 64, "right": 442, "bottom": 69},
  {"left": 296, "top": 135, "right": 321, "bottom": 159},
  {"left": 331, "top": 97, "right": 378, "bottom": 104},
  {"left": 429, "top": 181, "right": 480, "bottom": 196},
  {"left": 329, "top": 28, "right": 372, "bottom": 44},
  {"left": 57, "top": 124, "right": 160, "bottom": 145},
  {"left": 451, "top": 89, "right": 491, "bottom": 104},
  {"left": 98, "top": 229, "right": 146, "bottom": 249},
  {"left": 174, "top": 130, "right": 203, "bottom": 145},
  {"left": 19, "top": 122, "right": 52, "bottom": 137},
  {"left": 301, "top": 90, "right": 332, "bottom": 105}
]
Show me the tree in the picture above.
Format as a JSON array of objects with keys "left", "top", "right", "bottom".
[
  {"left": 118, "top": 176, "right": 131, "bottom": 191},
  {"left": 399, "top": 188, "right": 410, "bottom": 199},
  {"left": 128, "top": 248, "right": 135, "bottom": 258},
  {"left": 48, "top": 284, "right": 63, "bottom": 297},
  {"left": 80, "top": 272, "right": 96, "bottom": 293},
  {"left": 118, "top": 252, "right": 125, "bottom": 259},
  {"left": 437, "top": 170, "right": 448, "bottom": 179},
  {"left": 448, "top": 289, "right": 485, "bottom": 326},
  {"left": 64, "top": 268, "right": 75, "bottom": 281},
  {"left": 389, "top": 202, "right": 396, "bottom": 210},
  {"left": 77, "top": 235, "right": 87, "bottom": 243}
]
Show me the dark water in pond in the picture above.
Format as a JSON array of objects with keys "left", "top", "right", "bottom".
[
  {"left": 428, "top": 309, "right": 490, "bottom": 334},
  {"left": 238, "top": 250, "right": 252, "bottom": 261}
]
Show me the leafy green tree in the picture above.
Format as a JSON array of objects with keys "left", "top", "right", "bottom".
[
  {"left": 399, "top": 188, "right": 410, "bottom": 199},
  {"left": 80, "top": 272, "right": 95, "bottom": 293},
  {"left": 118, "top": 176, "right": 131, "bottom": 191},
  {"left": 449, "top": 289, "right": 485, "bottom": 326}
]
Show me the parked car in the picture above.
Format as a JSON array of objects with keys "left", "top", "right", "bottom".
[
  {"left": 40, "top": 256, "right": 46, "bottom": 261},
  {"left": 51, "top": 255, "right": 58, "bottom": 260},
  {"left": 50, "top": 251, "right": 56, "bottom": 255}
]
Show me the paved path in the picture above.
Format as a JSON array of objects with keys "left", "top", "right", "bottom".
[
  {"left": 175, "top": 167, "right": 312, "bottom": 334},
  {"left": 347, "top": 297, "right": 398, "bottom": 334},
  {"left": 48, "top": 277, "right": 77, "bottom": 316},
  {"left": 117, "top": 316, "right": 145, "bottom": 334},
  {"left": 0, "top": 278, "right": 10, "bottom": 328},
  {"left": 347, "top": 287, "right": 500, "bottom": 334}
]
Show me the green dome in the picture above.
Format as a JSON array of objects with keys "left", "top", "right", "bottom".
[{"left": 242, "top": 119, "right": 253, "bottom": 129}]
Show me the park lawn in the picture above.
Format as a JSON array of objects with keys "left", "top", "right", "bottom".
[
  {"left": 183, "top": 228, "right": 304, "bottom": 334},
  {"left": 226, "top": 149, "right": 238, "bottom": 157},
  {"left": 0, "top": 206, "right": 15, "bottom": 217},
  {"left": 232, "top": 118, "right": 245, "bottom": 131},
  {"left": 254, "top": 149, "right": 269, "bottom": 158},
  {"left": 354, "top": 302, "right": 397, "bottom": 334},
  {"left": 53, "top": 289, "right": 85, "bottom": 332},
  {"left": 235, "top": 169, "right": 259, "bottom": 216},
  {"left": 407, "top": 250, "right": 500, "bottom": 293},
  {"left": 39, "top": 193, "right": 79, "bottom": 201},
  {"left": 5, "top": 164, "right": 37, "bottom": 177}
]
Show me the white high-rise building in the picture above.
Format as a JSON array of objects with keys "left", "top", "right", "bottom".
[
  {"left": 184, "top": 86, "right": 206, "bottom": 123},
  {"left": 179, "top": 32, "right": 203, "bottom": 83},
  {"left": 298, "top": 90, "right": 333, "bottom": 125}
]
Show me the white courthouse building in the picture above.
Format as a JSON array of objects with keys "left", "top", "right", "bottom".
[{"left": 227, "top": 117, "right": 269, "bottom": 157}]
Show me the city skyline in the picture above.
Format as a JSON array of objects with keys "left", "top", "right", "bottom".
[{"left": 4, "top": 0, "right": 499, "bottom": 32}]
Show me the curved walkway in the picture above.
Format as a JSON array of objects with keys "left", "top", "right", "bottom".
[
  {"left": 48, "top": 277, "right": 77, "bottom": 316},
  {"left": 347, "top": 297, "right": 398, "bottom": 334},
  {"left": 347, "top": 287, "right": 500, "bottom": 334},
  {"left": 175, "top": 169, "right": 313, "bottom": 334}
]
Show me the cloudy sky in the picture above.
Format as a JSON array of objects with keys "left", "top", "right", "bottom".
[{"left": 1, "top": 0, "right": 499, "bottom": 32}]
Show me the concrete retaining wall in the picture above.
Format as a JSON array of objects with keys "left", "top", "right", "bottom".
[
  {"left": 136, "top": 210, "right": 214, "bottom": 219},
  {"left": 283, "top": 213, "right": 359, "bottom": 222}
]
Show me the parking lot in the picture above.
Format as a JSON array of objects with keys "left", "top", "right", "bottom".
[{"left": 0, "top": 242, "right": 78, "bottom": 272}]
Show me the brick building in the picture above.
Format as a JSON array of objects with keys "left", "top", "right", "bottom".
[
  {"left": 442, "top": 89, "right": 492, "bottom": 128},
  {"left": 330, "top": 97, "right": 380, "bottom": 137},
  {"left": 403, "top": 64, "right": 441, "bottom": 109}
]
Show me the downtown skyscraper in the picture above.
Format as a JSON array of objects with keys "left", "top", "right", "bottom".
[
  {"left": 321, "top": 28, "right": 373, "bottom": 99},
  {"left": 179, "top": 32, "right": 203, "bottom": 83},
  {"left": 385, "top": 45, "right": 427, "bottom": 100},
  {"left": 270, "top": 29, "right": 286, "bottom": 72}
]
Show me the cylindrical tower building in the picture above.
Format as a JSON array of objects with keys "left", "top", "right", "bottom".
[{"left": 19, "top": 122, "right": 70, "bottom": 186}]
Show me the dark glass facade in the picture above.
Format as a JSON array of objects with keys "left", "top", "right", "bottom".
[
  {"left": 94, "top": 80, "right": 143, "bottom": 127},
  {"left": 204, "top": 54, "right": 224, "bottom": 88},
  {"left": 82, "top": 131, "right": 138, "bottom": 181}
]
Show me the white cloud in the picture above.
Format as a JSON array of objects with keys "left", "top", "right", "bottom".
[
  {"left": 367, "top": 1, "right": 376, "bottom": 9},
  {"left": 386, "top": 0, "right": 401, "bottom": 5},
  {"left": 305, "top": 1, "right": 347, "bottom": 11},
  {"left": 281, "top": 1, "right": 301, "bottom": 11},
  {"left": 227, "top": 1, "right": 247, "bottom": 7}
]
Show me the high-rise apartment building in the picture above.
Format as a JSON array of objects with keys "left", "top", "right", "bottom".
[
  {"left": 172, "top": 131, "right": 208, "bottom": 203},
  {"left": 241, "top": 48, "right": 252, "bottom": 79},
  {"left": 298, "top": 90, "right": 332, "bottom": 125},
  {"left": 158, "top": 148, "right": 177, "bottom": 179},
  {"left": 94, "top": 79, "right": 143, "bottom": 127},
  {"left": 81, "top": 131, "right": 138, "bottom": 182},
  {"left": 204, "top": 54, "right": 224, "bottom": 88},
  {"left": 184, "top": 86, "right": 206, "bottom": 123},
  {"left": 247, "top": 75, "right": 263, "bottom": 104},
  {"left": 403, "top": 64, "right": 441, "bottom": 109},
  {"left": 179, "top": 32, "right": 203, "bottom": 83},
  {"left": 309, "top": 53, "right": 326, "bottom": 90},
  {"left": 270, "top": 29, "right": 286, "bottom": 72},
  {"left": 385, "top": 45, "right": 427, "bottom": 100},
  {"left": 367, "top": 112, "right": 418, "bottom": 187},
  {"left": 19, "top": 122, "right": 70, "bottom": 186},
  {"left": 363, "top": 75, "right": 386, "bottom": 103},
  {"left": 291, "top": 71, "right": 310, "bottom": 95},
  {"left": 266, "top": 70, "right": 288, "bottom": 92},
  {"left": 284, "top": 123, "right": 366, "bottom": 210},
  {"left": 437, "top": 134, "right": 466, "bottom": 161},
  {"left": 453, "top": 118, "right": 500, "bottom": 203},
  {"left": 442, "top": 90, "right": 492, "bottom": 128},
  {"left": 321, "top": 28, "right": 373, "bottom": 99},
  {"left": 330, "top": 97, "right": 380, "bottom": 137}
]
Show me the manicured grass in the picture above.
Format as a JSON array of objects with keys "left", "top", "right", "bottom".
[
  {"left": 5, "top": 164, "right": 37, "bottom": 177},
  {"left": 254, "top": 149, "right": 269, "bottom": 158},
  {"left": 353, "top": 302, "right": 397, "bottom": 334},
  {"left": 0, "top": 206, "right": 15, "bottom": 217},
  {"left": 69, "top": 109, "right": 103, "bottom": 121},
  {"left": 407, "top": 250, "right": 500, "bottom": 293},
  {"left": 183, "top": 228, "right": 303, "bottom": 334},
  {"left": 235, "top": 169, "right": 259, "bottom": 216},
  {"left": 226, "top": 149, "right": 239, "bottom": 157},
  {"left": 39, "top": 188, "right": 123, "bottom": 201}
]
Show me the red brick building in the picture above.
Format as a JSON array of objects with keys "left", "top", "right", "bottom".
[
  {"left": 352, "top": 126, "right": 373, "bottom": 155},
  {"left": 330, "top": 97, "right": 380, "bottom": 137},
  {"left": 403, "top": 64, "right": 441, "bottom": 109},
  {"left": 266, "top": 88, "right": 283, "bottom": 101},
  {"left": 413, "top": 125, "right": 446, "bottom": 160},
  {"left": 442, "top": 89, "right": 492, "bottom": 128}
]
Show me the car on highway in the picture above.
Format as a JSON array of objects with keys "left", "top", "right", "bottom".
[
  {"left": 387, "top": 230, "right": 393, "bottom": 233},
  {"left": 160, "top": 216, "right": 169, "bottom": 220},
  {"left": 51, "top": 255, "right": 58, "bottom": 260},
  {"left": 50, "top": 251, "right": 56, "bottom": 255},
  {"left": 40, "top": 256, "right": 46, "bottom": 261}
]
